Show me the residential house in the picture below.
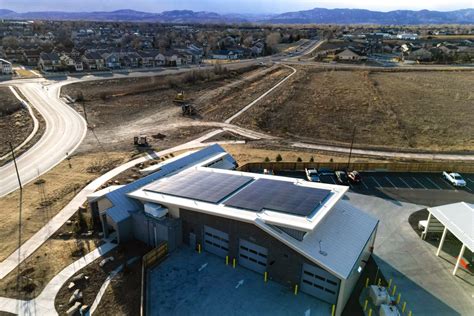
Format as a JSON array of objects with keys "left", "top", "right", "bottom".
[
  {"left": 138, "top": 50, "right": 158, "bottom": 67},
  {"left": 406, "top": 48, "right": 432, "bottom": 62},
  {"left": 120, "top": 51, "right": 140, "bottom": 68},
  {"left": 101, "top": 52, "right": 121, "bottom": 69},
  {"left": 335, "top": 49, "right": 366, "bottom": 61},
  {"left": 38, "top": 52, "right": 61, "bottom": 71},
  {"left": 0, "top": 58, "right": 12, "bottom": 75},
  {"left": 22, "top": 49, "right": 41, "bottom": 66},
  {"left": 59, "top": 53, "right": 83, "bottom": 72},
  {"left": 82, "top": 51, "right": 105, "bottom": 70}
]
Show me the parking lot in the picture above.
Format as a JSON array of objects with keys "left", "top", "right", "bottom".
[
  {"left": 147, "top": 247, "right": 331, "bottom": 316},
  {"left": 276, "top": 171, "right": 474, "bottom": 206}
]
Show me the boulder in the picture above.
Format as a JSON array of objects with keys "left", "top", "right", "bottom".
[
  {"left": 66, "top": 301, "right": 81, "bottom": 316},
  {"left": 68, "top": 282, "right": 75, "bottom": 290}
]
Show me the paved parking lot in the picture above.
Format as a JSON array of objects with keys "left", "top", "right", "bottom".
[
  {"left": 147, "top": 247, "right": 331, "bottom": 316},
  {"left": 276, "top": 171, "right": 474, "bottom": 206}
]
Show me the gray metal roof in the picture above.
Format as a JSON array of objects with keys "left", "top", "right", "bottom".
[
  {"left": 428, "top": 202, "right": 474, "bottom": 251},
  {"left": 281, "top": 200, "right": 379, "bottom": 279}
]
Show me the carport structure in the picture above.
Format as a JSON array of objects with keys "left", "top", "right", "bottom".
[{"left": 422, "top": 202, "right": 473, "bottom": 276}]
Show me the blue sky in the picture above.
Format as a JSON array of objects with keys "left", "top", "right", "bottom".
[{"left": 2, "top": 0, "right": 472, "bottom": 13}]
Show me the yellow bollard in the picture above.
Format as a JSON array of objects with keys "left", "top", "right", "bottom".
[
  {"left": 378, "top": 278, "right": 381, "bottom": 286},
  {"left": 364, "top": 300, "right": 368, "bottom": 311},
  {"left": 365, "top": 277, "right": 369, "bottom": 288},
  {"left": 233, "top": 258, "right": 236, "bottom": 268},
  {"left": 198, "top": 243, "right": 201, "bottom": 254},
  {"left": 264, "top": 271, "right": 268, "bottom": 282},
  {"left": 388, "top": 278, "right": 392, "bottom": 289},
  {"left": 392, "top": 285, "right": 397, "bottom": 296},
  {"left": 331, "top": 305, "right": 335, "bottom": 316},
  {"left": 402, "top": 301, "right": 406, "bottom": 313},
  {"left": 408, "top": 311, "right": 412, "bottom": 316},
  {"left": 226, "top": 256, "right": 229, "bottom": 265},
  {"left": 396, "top": 293, "right": 401, "bottom": 304},
  {"left": 294, "top": 284, "right": 298, "bottom": 295},
  {"left": 368, "top": 308, "right": 372, "bottom": 316}
]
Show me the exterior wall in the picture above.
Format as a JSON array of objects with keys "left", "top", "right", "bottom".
[
  {"left": 179, "top": 208, "right": 334, "bottom": 289},
  {"left": 336, "top": 225, "right": 377, "bottom": 316}
]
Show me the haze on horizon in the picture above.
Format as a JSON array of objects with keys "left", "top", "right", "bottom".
[{"left": 1, "top": 0, "right": 472, "bottom": 14}]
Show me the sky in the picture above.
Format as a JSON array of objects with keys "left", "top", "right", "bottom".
[{"left": 1, "top": 0, "right": 472, "bottom": 14}]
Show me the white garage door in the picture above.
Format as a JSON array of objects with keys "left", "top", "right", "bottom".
[
  {"left": 203, "top": 226, "right": 229, "bottom": 258},
  {"left": 238, "top": 239, "right": 268, "bottom": 274},
  {"left": 300, "top": 263, "right": 340, "bottom": 304}
]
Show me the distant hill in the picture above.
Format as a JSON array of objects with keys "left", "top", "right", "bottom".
[
  {"left": 265, "top": 8, "right": 474, "bottom": 24},
  {"left": 0, "top": 8, "right": 473, "bottom": 24}
]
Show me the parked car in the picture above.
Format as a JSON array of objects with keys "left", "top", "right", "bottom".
[
  {"left": 318, "top": 167, "right": 334, "bottom": 176},
  {"left": 442, "top": 171, "right": 466, "bottom": 187},
  {"left": 348, "top": 171, "right": 361, "bottom": 184},
  {"left": 305, "top": 168, "right": 320, "bottom": 182},
  {"left": 335, "top": 170, "right": 349, "bottom": 185}
]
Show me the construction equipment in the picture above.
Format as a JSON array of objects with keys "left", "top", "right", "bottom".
[
  {"left": 133, "top": 135, "right": 149, "bottom": 147},
  {"left": 173, "top": 91, "right": 187, "bottom": 103},
  {"left": 181, "top": 103, "right": 196, "bottom": 116}
]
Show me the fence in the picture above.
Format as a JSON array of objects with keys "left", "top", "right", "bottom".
[
  {"left": 238, "top": 161, "right": 474, "bottom": 173},
  {"left": 140, "top": 241, "right": 168, "bottom": 316}
]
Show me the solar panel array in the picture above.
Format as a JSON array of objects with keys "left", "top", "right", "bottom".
[
  {"left": 145, "top": 170, "right": 253, "bottom": 204},
  {"left": 225, "top": 179, "right": 331, "bottom": 217}
]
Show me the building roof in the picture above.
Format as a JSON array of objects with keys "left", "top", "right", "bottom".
[{"left": 428, "top": 202, "right": 474, "bottom": 251}]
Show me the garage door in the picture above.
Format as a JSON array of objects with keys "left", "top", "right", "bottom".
[
  {"left": 203, "top": 226, "right": 229, "bottom": 258},
  {"left": 238, "top": 239, "right": 268, "bottom": 274},
  {"left": 300, "top": 263, "right": 340, "bottom": 304}
]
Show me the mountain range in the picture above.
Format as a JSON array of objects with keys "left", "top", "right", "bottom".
[{"left": 0, "top": 8, "right": 473, "bottom": 24}]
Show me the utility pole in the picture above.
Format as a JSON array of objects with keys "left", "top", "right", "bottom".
[
  {"left": 347, "top": 127, "right": 356, "bottom": 170},
  {"left": 8, "top": 141, "right": 23, "bottom": 295}
]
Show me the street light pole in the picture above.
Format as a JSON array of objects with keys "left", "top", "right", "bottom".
[{"left": 347, "top": 127, "right": 356, "bottom": 170}]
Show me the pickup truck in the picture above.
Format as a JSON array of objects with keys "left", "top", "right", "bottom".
[
  {"left": 442, "top": 171, "right": 466, "bottom": 187},
  {"left": 305, "top": 168, "right": 320, "bottom": 182}
]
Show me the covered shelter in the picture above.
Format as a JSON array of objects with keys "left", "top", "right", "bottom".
[{"left": 421, "top": 202, "right": 473, "bottom": 276}]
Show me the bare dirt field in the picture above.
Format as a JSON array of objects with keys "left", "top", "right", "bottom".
[
  {"left": 0, "top": 87, "right": 33, "bottom": 157},
  {"left": 60, "top": 65, "right": 282, "bottom": 152},
  {"left": 0, "top": 151, "right": 130, "bottom": 262},
  {"left": 234, "top": 67, "right": 474, "bottom": 152}
]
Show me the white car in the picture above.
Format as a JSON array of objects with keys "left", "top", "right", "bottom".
[
  {"left": 305, "top": 168, "right": 320, "bottom": 182},
  {"left": 442, "top": 171, "right": 466, "bottom": 187}
]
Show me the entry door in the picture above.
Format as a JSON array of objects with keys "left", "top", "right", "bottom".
[
  {"left": 238, "top": 239, "right": 268, "bottom": 274},
  {"left": 300, "top": 263, "right": 340, "bottom": 304},
  {"left": 203, "top": 226, "right": 229, "bottom": 258}
]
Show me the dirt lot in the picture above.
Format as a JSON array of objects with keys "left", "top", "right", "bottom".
[
  {"left": 235, "top": 67, "right": 474, "bottom": 152},
  {"left": 61, "top": 65, "right": 276, "bottom": 152},
  {"left": 0, "top": 87, "right": 34, "bottom": 157},
  {"left": 0, "top": 151, "right": 130, "bottom": 262}
]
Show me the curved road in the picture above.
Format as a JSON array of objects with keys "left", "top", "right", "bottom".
[{"left": 0, "top": 82, "right": 87, "bottom": 197}]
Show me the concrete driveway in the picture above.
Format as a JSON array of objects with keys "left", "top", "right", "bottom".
[
  {"left": 147, "top": 247, "right": 331, "bottom": 316},
  {"left": 346, "top": 192, "right": 474, "bottom": 316}
]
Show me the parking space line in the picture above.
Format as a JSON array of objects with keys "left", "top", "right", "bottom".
[
  {"left": 412, "top": 177, "right": 428, "bottom": 190},
  {"left": 425, "top": 177, "right": 442, "bottom": 190},
  {"left": 329, "top": 176, "right": 337, "bottom": 184},
  {"left": 467, "top": 178, "right": 474, "bottom": 184},
  {"left": 399, "top": 177, "right": 413, "bottom": 190},
  {"left": 370, "top": 176, "right": 382, "bottom": 188},
  {"left": 360, "top": 180, "right": 369, "bottom": 190},
  {"left": 385, "top": 176, "right": 398, "bottom": 189}
]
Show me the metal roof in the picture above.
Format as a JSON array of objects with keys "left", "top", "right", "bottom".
[
  {"left": 103, "top": 144, "right": 229, "bottom": 222},
  {"left": 258, "top": 200, "right": 379, "bottom": 279},
  {"left": 106, "top": 207, "right": 131, "bottom": 223},
  {"left": 428, "top": 202, "right": 474, "bottom": 251}
]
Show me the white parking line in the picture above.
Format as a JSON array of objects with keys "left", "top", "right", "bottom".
[
  {"left": 329, "top": 176, "right": 337, "bottom": 184},
  {"left": 360, "top": 180, "right": 369, "bottom": 190},
  {"left": 371, "top": 176, "right": 382, "bottom": 188},
  {"left": 412, "top": 177, "right": 428, "bottom": 190},
  {"left": 385, "top": 176, "right": 398, "bottom": 189},
  {"left": 399, "top": 177, "right": 413, "bottom": 190},
  {"left": 467, "top": 178, "right": 474, "bottom": 184},
  {"left": 425, "top": 177, "right": 442, "bottom": 190}
]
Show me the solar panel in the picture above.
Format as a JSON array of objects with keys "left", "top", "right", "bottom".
[
  {"left": 224, "top": 179, "right": 331, "bottom": 217},
  {"left": 144, "top": 170, "right": 253, "bottom": 204}
]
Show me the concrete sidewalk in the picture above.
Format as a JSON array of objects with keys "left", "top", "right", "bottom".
[{"left": 0, "top": 242, "right": 116, "bottom": 315}]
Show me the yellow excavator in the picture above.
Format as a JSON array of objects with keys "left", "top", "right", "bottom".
[{"left": 173, "top": 91, "right": 187, "bottom": 104}]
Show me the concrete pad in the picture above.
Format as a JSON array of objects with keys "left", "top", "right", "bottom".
[{"left": 147, "top": 247, "right": 331, "bottom": 316}]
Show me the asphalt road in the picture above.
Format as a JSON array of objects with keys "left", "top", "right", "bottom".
[{"left": 0, "top": 82, "right": 87, "bottom": 197}]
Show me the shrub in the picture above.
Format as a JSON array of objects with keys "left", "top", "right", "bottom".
[
  {"left": 297, "top": 157, "right": 302, "bottom": 162},
  {"left": 264, "top": 156, "right": 270, "bottom": 162},
  {"left": 309, "top": 156, "right": 314, "bottom": 162},
  {"left": 276, "top": 154, "right": 283, "bottom": 162}
]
